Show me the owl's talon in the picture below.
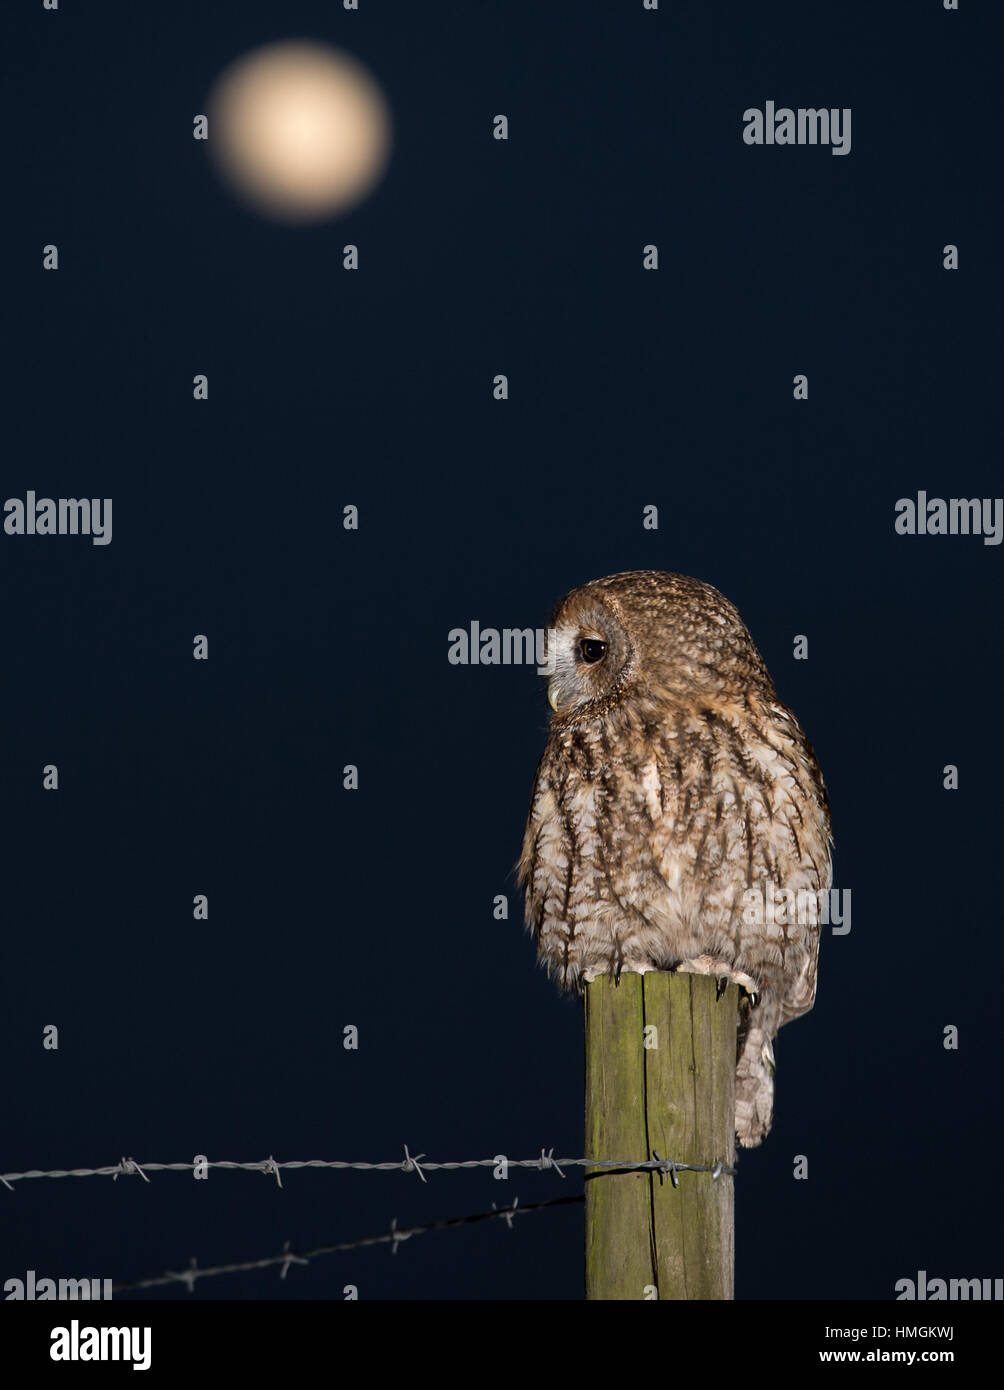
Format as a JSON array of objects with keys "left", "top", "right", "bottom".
[{"left": 715, "top": 977, "right": 729, "bottom": 1001}]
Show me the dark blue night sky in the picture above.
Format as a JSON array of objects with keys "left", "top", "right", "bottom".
[{"left": 2, "top": 0, "right": 1001, "bottom": 1301}]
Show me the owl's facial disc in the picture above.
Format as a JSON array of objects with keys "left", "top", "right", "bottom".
[
  {"left": 545, "top": 597, "right": 630, "bottom": 717},
  {"left": 547, "top": 629, "right": 607, "bottom": 710}
]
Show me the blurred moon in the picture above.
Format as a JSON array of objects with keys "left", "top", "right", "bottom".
[{"left": 207, "top": 41, "right": 392, "bottom": 222}]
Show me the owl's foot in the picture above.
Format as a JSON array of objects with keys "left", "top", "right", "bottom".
[
  {"left": 676, "top": 954, "right": 758, "bottom": 998},
  {"left": 582, "top": 964, "right": 657, "bottom": 985}
]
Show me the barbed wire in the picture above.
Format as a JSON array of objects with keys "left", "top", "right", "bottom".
[
  {"left": 5, "top": 1146, "right": 735, "bottom": 1295},
  {"left": 1, "top": 1144, "right": 736, "bottom": 1191},
  {"left": 111, "top": 1193, "right": 585, "bottom": 1294}
]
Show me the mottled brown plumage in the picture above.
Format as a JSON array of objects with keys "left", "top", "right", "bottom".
[{"left": 518, "top": 571, "right": 832, "bottom": 1146}]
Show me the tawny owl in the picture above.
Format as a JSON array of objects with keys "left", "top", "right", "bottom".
[{"left": 518, "top": 571, "right": 832, "bottom": 1147}]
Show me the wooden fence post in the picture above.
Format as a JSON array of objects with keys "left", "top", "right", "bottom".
[{"left": 584, "top": 971, "right": 737, "bottom": 1300}]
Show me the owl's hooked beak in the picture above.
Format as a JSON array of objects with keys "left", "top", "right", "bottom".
[{"left": 547, "top": 680, "right": 562, "bottom": 712}]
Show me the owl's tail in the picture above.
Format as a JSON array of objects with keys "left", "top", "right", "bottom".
[{"left": 734, "top": 1007, "right": 776, "bottom": 1148}]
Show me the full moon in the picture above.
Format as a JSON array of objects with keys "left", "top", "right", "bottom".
[{"left": 207, "top": 41, "right": 392, "bottom": 222}]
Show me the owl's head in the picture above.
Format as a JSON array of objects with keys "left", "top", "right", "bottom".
[{"left": 543, "top": 570, "right": 773, "bottom": 724}]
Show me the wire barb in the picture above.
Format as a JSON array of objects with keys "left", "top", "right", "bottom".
[
  {"left": 113, "top": 1157, "right": 150, "bottom": 1183},
  {"left": 400, "top": 1144, "right": 428, "bottom": 1183},
  {"left": 497, "top": 1196, "right": 520, "bottom": 1230},
  {"left": 537, "top": 1147, "right": 566, "bottom": 1178},
  {"left": 260, "top": 1156, "right": 283, "bottom": 1188},
  {"left": 278, "top": 1240, "right": 308, "bottom": 1280},
  {"left": 651, "top": 1151, "right": 680, "bottom": 1188},
  {"left": 164, "top": 1258, "right": 198, "bottom": 1294}
]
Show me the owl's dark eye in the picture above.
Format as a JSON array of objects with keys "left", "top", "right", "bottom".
[{"left": 579, "top": 638, "right": 607, "bottom": 664}]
